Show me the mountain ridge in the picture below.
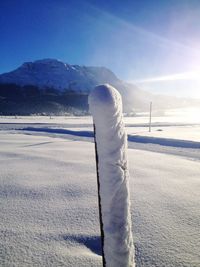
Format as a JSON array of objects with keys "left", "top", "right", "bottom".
[
  {"left": 0, "top": 58, "right": 120, "bottom": 92},
  {"left": 0, "top": 59, "right": 198, "bottom": 115}
]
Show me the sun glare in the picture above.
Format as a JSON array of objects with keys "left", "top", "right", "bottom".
[
  {"left": 131, "top": 70, "right": 200, "bottom": 99},
  {"left": 133, "top": 70, "right": 200, "bottom": 84}
]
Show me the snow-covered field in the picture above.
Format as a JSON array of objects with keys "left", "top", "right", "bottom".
[{"left": 0, "top": 113, "right": 200, "bottom": 266}]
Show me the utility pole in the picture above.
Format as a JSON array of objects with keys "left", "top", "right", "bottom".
[{"left": 149, "top": 101, "right": 152, "bottom": 132}]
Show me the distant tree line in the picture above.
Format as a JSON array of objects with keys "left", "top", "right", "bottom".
[{"left": 0, "top": 83, "right": 89, "bottom": 115}]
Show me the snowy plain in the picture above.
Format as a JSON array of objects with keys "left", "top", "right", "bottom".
[{"left": 0, "top": 111, "right": 200, "bottom": 267}]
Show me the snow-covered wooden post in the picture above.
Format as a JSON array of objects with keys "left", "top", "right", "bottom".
[{"left": 89, "top": 84, "right": 135, "bottom": 267}]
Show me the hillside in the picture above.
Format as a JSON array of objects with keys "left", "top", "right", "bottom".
[{"left": 0, "top": 59, "right": 197, "bottom": 115}]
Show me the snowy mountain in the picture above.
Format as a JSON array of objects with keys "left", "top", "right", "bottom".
[
  {"left": 0, "top": 59, "right": 121, "bottom": 92},
  {"left": 0, "top": 59, "right": 145, "bottom": 114},
  {"left": 0, "top": 59, "right": 198, "bottom": 115}
]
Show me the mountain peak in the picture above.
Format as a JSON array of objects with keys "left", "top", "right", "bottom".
[
  {"left": 34, "top": 58, "right": 63, "bottom": 64},
  {"left": 20, "top": 58, "right": 69, "bottom": 70},
  {"left": 0, "top": 59, "right": 119, "bottom": 91}
]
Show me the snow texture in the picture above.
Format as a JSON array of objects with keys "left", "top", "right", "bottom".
[
  {"left": 0, "top": 115, "right": 200, "bottom": 266},
  {"left": 89, "top": 84, "right": 135, "bottom": 267}
]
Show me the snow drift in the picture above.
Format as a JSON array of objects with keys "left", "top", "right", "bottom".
[{"left": 89, "top": 84, "right": 135, "bottom": 267}]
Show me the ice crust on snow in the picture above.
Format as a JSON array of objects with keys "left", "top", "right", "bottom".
[{"left": 89, "top": 84, "right": 135, "bottom": 267}]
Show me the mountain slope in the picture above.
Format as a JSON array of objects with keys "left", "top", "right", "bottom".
[
  {"left": 0, "top": 59, "right": 197, "bottom": 115},
  {"left": 0, "top": 59, "right": 120, "bottom": 92},
  {"left": 0, "top": 59, "right": 144, "bottom": 114}
]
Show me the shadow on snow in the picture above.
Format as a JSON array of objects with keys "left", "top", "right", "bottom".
[
  {"left": 21, "top": 127, "right": 200, "bottom": 149},
  {"left": 62, "top": 234, "right": 102, "bottom": 256},
  {"left": 21, "top": 127, "right": 94, "bottom": 137}
]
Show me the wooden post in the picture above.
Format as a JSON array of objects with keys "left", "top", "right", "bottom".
[
  {"left": 93, "top": 124, "right": 106, "bottom": 267},
  {"left": 89, "top": 85, "right": 135, "bottom": 267}
]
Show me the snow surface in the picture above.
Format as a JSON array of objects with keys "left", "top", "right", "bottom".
[
  {"left": 0, "top": 113, "right": 200, "bottom": 267},
  {"left": 89, "top": 84, "right": 135, "bottom": 267}
]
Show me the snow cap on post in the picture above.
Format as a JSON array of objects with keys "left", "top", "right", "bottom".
[
  {"left": 89, "top": 84, "right": 135, "bottom": 267},
  {"left": 89, "top": 83, "right": 122, "bottom": 115}
]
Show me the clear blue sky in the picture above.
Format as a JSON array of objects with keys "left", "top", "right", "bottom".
[{"left": 1, "top": 0, "right": 200, "bottom": 98}]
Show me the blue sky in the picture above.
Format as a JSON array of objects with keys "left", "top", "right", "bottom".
[{"left": 1, "top": 0, "right": 200, "bottom": 98}]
